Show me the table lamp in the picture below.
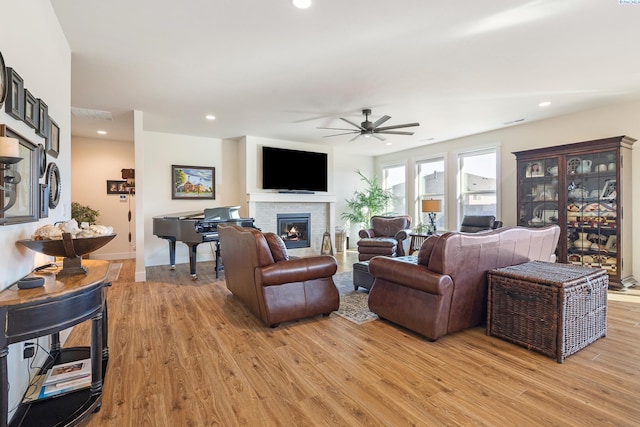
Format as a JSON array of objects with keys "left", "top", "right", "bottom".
[{"left": 421, "top": 199, "right": 442, "bottom": 235}]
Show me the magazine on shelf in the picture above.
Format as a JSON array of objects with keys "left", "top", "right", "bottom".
[
  {"left": 43, "top": 358, "right": 91, "bottom": 385},
  {"left": 23, "top": 373, "right": 92, "bottom": 402}
]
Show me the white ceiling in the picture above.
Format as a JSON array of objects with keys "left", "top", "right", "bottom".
[{"left": 51, "top": 0, "right": 640, "bottom": 156}]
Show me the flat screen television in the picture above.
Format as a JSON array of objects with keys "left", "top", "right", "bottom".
[{"left": 262, "top": 146, "right": 328, "bottom": 192}]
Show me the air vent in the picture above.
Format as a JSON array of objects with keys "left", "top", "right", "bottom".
[{"left": 71, "top": 107, "right": 113, "bottom": 120}]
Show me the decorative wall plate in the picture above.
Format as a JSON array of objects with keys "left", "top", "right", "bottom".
[{"left": 38, "top": 144, "right": 46, "bottom": 178}]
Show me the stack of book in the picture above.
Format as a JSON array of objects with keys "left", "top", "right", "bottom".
[{"left": 24, "top": 359, "right": 92, "bottom": 402}]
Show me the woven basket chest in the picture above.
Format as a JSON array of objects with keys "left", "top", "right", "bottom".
[{"left": 487, "top": 261, "right": 608, "bottom": 363}]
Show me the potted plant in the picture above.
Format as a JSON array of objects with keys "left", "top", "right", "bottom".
[
  {"left": 71, "top": 202, "right": 100, "bottom": 225},
  {"left": 341, "top": 170, "right": 396, "bottom": 229}
]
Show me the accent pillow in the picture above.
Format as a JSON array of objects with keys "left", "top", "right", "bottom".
[{"left": 264, "top": 232, "right": 290, "bottom": 261}]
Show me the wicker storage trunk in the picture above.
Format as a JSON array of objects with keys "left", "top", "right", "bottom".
[{"left": 487, "top": 261, "right": 608, "bottom": 363}]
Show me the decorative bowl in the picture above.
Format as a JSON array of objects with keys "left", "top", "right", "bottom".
[{"left": 17, "top": 234, "right": 116, "bottom": 258}]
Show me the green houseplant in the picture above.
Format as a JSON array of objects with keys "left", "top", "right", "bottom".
[
  {"left": 341, "top": 170, "right": 396, "bottom": 229},
  {"left": 71, "top": 202, "right": 100, "bottom": 224}
]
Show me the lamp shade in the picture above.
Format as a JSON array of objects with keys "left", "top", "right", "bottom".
[{"left": 421, "top": 199, "right": 442, "bottom": 213}]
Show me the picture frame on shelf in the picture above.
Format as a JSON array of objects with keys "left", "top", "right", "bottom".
[
  {"left": 601, "top": 179, "right": 616, "bottom": 200},
  {"left": 171, "top": 165, "right": 215, "bottom": 200},
  {"left": 24, "top": 89, "right": 39, "bottom": 129},
  {"left": 47, "top": 117, "right": 60, "bottom": 158},
  {"left": 526, "top": 161, "right": 544, "bottom": 177},
  {"left": 36, "top": 98, "right": 48, "bottom": 138},
  {"left": 5, "top": 67, "right": 24, "bottom": 120}
]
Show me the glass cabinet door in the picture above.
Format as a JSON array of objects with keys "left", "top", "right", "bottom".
[
  {"left": 566, "top": 150, "right": 618, "bottom": 275},
  {"left": 518, "top": 158, "right": 559, "bottom": 227}
]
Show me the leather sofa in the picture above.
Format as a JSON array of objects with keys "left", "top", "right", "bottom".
[
  {"left": 367, "top": 225, "right": 560, "bottom": 341},
  {"left": 357, "top": 215, "right": 412, "bottom": 261},
  {"left": 218, "top": 224, "right": 340, "bottom": 327}
]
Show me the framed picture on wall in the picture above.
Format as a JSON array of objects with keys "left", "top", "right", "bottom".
[
  {"left": 171, "top": 165, "right": 215, "bottom": 199},
  {"left": 5, "top": 68, "right": 24, "bottom": 120},
  {"left": 47, "top": 117, "right": 60, "bottom": 158},
  {"left": 36, "top": 98, "right": 48, "bottom": 138},
  {"left": 24, "top": 89, "right": 39, "bottom": 129},
  {"left": 107, "top": 180, "right": 128, "bottom": 195}
]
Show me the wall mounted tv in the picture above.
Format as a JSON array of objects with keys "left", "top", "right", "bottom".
[{"left": 262, "top": 146, "right": 328, "bottom": 193}]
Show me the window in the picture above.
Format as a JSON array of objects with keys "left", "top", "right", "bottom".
[
  {"left": 417, "top": 158, "right": 445, "bottom": 232},
  {"left": 382, "top": 163, "right": 406, "bottom": 215},
  {"left": 458, "top": 149, "right": 497, "bottom": 225}
]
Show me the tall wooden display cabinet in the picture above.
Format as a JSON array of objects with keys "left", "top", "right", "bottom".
[{"left": 513, "top": 135, "right": 635, "bottom": 289}]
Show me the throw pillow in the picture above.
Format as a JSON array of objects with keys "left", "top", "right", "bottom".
[{"left": 264, "top": 232, "right": 290, "bottom": 261}]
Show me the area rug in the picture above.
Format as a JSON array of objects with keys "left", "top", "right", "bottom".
[
  {"left": 107, "top": 262, "right": 123, "bottom": 282},
  {"left": 332, "top": 272, "right": 378, "bottom": 325}
]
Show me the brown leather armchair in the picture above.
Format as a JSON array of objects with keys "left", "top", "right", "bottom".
[
  {"left": 368, "top": 225, "right": 560, "bottom": 341},
  {"left": 357, "top": 215, "right": 412, "bottom": 261},
  {"left": 459, "top": 215, "right": 503, "bottom": 233},
  {"left": 218, "top": 224, "right": 340, "bottom": 327}
]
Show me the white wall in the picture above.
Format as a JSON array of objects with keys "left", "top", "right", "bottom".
[
  {"left": 140, "top": 130, "right": 242, "bottom": 272},
  {"left": 0, "top": 1, "right": 71, "bottom": 421},
  {"left": 71, "top": 136, "right": 135, "bottom": 259},
  {"left": 375, "top": 99, "right": 640, "bottom": 279}
]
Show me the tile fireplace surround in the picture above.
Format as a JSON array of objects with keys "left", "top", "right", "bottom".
[{"left": 246, "top": 193, "right": 336, "bottom": 256}]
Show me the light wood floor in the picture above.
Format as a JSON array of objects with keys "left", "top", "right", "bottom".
[{"left": 65, "top": 252, "right": 640, "bottom": 426}]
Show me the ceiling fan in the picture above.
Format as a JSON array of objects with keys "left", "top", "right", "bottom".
[{"left": 318, "top": 108, "right": 419, "bottom": 142}]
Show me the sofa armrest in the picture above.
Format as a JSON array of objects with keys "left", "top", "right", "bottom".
[
  {"left": 359, "top": 229, "right": 375, "bottom": 238},
  {"left": 257, "top": 255, "right": 338, "bottom": 286},
  {"left": 369, "top": 256, "right": 453, "bottom": 295}
]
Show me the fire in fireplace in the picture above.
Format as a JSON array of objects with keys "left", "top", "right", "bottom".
[{"left": 277, "top": 213, "right": 311, "bottom": 249}]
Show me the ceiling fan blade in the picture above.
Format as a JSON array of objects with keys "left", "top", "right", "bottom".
[
  {"left": 375, "top": 122, "right": 420, "bottom": 131},
  {"left": 317, "top": 126, "right": 362, "bottom": 131},
  {"left": 371, "top": 134, "right": 386, "bottom": 141},
  {"left": 376, "top": 130, "right": 415, "bottom": 135},
  {"left": 348, "top": 134, "right": 362, "bottom": 142},
  {"left": 371, "top": 115, "right": 391, "bottom": 129},
  {"left": 340, "top": 117, "right": 366, "bottom": 131},
  {"left": 323, "top": 131, "right": 360, "bottom": 138}
]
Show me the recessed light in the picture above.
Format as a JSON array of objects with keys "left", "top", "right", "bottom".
[
  {"left": 539, "top": 101, "right": 551, "bottom": 107},
  {"left": 97, "top": 130, "right": 107, "bottom": 135},
  {"left": 205, "top": 115, "right": 216, "bottom": 120},
  {"left": 291, "top": 0, "right": 312, "bottom": 9}
]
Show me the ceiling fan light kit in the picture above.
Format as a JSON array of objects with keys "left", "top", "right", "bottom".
[{"left": 319, "top": 108, "right": 419, "bottom": 142}]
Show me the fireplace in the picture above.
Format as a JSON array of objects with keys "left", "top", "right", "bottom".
[{"left": 277, "top": 213, "right": 311, "bottom": 249}]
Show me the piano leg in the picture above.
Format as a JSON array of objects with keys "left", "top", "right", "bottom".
[
  {"left": 214, "top": 240, "right": 222, "bottom": 279},
  {"left": 187, "top": 243, "right": 200, "bottom": 280},
  {"left": 163, "top": 237, "right": 177, "bottom": 270}
]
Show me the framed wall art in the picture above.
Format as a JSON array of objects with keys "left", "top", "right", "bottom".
[
  {"left": 0, "top": 50, "right": 6, "bottom": 108},
  {"left": 107, "top": 180, "right": 128, "bottom": 195},
  {"left": 5, "top": 67, "right": 24, "bottom": 120},
  {"left": 24, "top": 89, "right": 39, "bottom": 129},
  {"left": 36, "top": 98, "right": 48, "bottom": 139},
  {"left": 171, "top": 165, "right": 215, "bottom": 200},
  {"left": 47, "top": 117, "right": 60, "bottom": 158},
  {"left": 39, "top": 183, "right": 49, "bottom": 218}
]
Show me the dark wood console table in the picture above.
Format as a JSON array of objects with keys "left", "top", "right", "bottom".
[{"left": 0, "top": 260, "right": 111, "bottom": 427}]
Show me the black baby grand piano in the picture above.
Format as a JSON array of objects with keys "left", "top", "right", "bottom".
[{"left": 152, "top": 206, "right": 255, "bottom": 279}]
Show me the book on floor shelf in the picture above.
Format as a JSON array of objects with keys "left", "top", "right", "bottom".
[
  {"left": 43, "top": 358, "right": 91, "bottom": 385},
  {"left": 23, "top": 373, "right": 92, "bottom": 403}
]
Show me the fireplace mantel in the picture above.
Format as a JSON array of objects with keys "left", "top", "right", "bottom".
[{"left": 246, "top": 192, "right": 336, "bottom": 203}]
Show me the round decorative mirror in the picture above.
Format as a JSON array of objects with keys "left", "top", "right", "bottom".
[
  {"left": 0, "top": 50, "right": 6, "bottom": 108},
  {"left": 46, "top": 162, "right": 61, "bottom": 209}
]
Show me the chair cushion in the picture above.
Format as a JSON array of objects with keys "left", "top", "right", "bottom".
[{"left": 264, "top": 232, "right": 290, "bottom": 261}]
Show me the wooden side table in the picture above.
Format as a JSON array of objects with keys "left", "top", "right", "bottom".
[{"left": 0, "top": 260, "right": 110, "bottom": 426}]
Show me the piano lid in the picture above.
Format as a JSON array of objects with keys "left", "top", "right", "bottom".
[
  {"left": 153, "top": 211, "right": 204, "bottom": 220},
  {"left": 204, "top": 206, "right": 241, "bottom": 221}
]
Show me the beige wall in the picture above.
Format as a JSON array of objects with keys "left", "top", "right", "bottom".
[
  {"left": 375, "top": 99, "right": 640, "bottom": 280},
  {"left": 71, "top": 136, "right": 136, "bottom": 259}
]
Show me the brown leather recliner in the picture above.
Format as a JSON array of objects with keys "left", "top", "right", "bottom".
[
  {"left": 357, "top": 215, "right": 412, "bottom": 261},
  {"left": 218, "top": 224, "right": 340, "bottom": 327},
  {"left": 368, "top": 225, "right": 560, "bottom": 341},
  {"left": 459, "top": 215, "right": 503, "bottom": 233}
]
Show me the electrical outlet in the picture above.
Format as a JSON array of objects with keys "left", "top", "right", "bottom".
[{"left": 23, "top": 342, "right": 35, "bottom": 359}]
